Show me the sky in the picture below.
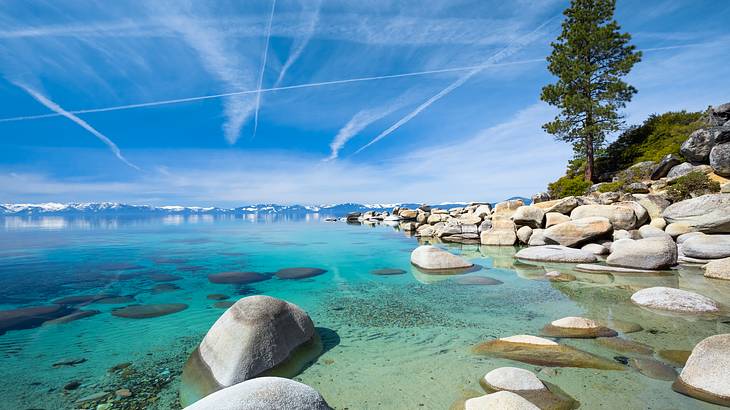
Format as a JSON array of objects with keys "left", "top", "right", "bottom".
[{"left": 1, "top": 0, "right": 729, "bottom": 206}]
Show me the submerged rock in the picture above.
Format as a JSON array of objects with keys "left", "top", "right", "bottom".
[
  {"left": 595, "top": 337, "right": 653, "bottom": 355},
  {"left": 452, "top": 275, "right": 502, "bottom": 286},
  {"left": 515, "top": 245, "right": 597, "bottom": 263},
  {"left": 0, "top": 305, "right": 71, "bottom": 335},
  {"left": 473, "top": 335, "right": 624, "bottom": 370},
  {"left": 208, "top": 272, "right": 270, "bottom": 284},
  {"left": 371, "top": 268, "right": 406, "bottom": 276},
  {"left": 541, "top": 317, "right": 617, "bottom": 338},
  {"left": 659, "top": 349, "right": 692, "bottom": 366},
  {"left": 206, "top": 294, "right": 230, "bottom": 300},
  {"left": 275, "top": 267, "right": 327, "bottom": 279},
  {"left": 410, "top": 245, "right": 473, "bottom": 272},
  {"left": 629, "top": 357, "right": 677, "bottom": 381},
  {"left": 111, "top": 303, "right": 188, "bottom": 319},
  {"left": 630, "top": 287, "right": 719, "bottom": 313},
  {"left": 184, "top": 377, "right": 331, "bottom": 410},
  {"left": 44, "top": 309, "right": 100, "bottom": 325},
  {"left": 673, "top": 334, "right": 730, "bottom": 407},
  {"left": 146, "top": 273, "right": 183, "bottom": 282},
  {"left": 180, "top": 296, "right": 321, "bottom": 406}
]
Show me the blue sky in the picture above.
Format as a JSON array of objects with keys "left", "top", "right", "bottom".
[{"left": 1, "top": 0, "right": 729, "bottom": 206}]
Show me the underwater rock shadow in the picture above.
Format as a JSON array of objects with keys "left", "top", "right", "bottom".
[{"left": 317, "top": 326, "right": 341, "bottom": 355}]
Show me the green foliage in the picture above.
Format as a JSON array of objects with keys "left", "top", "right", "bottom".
[
  {"left": 595, "top": 111, "right": 702, "bottom": 179},
  {"left": 597, "top": 181, "right": 622, "bottom": 193},
  {"left": 541, "top": 0, "right": 641, "bottom": 181},
  {"left": 548, "top": 175, "right": 592, "bottom": 199},
  {"left": 666, "top": 172, "right": 721, "bottom": 202}
]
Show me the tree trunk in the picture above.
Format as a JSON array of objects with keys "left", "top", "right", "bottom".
[{"left": 585, "top": 133, "right": 595, "bottom": 182}]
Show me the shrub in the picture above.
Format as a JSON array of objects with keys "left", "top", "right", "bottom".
[
  {"left": 597, "top": 181, "right": 623, "bottom": 193},
  {"left": 548, "top": 176, "right": 592, "bottom": 199},
  {"left": 594, "top": 111, "right": 702, "bottom": 179},
  {"left": 666, "top": 172, "right": 720, "bottom": 202}
]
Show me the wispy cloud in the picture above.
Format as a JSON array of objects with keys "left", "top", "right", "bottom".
[
  {"left": 354, "top": 15, "right": 559, "bottom": 154},
  {"left": 325, "top": 97, "right": 408, "bottom": 161},
  {"left": 252, "top": 0, "right": 277, "bottom": 139},
  {"left": 274, "top": 0, "right": 321, "bottom": 87},
  {"left": 157, "top": 6, "right": 257, "bottom": 144},
  {"left": 12, "top": 82, "right": 140, "bottom": 170}
]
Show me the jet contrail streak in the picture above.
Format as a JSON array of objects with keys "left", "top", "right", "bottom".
[
  {"left": 14, "top": 82, "right": 140, "bottom": 170},
  {"left": 353, "top": 16, "right": 560, "bottom": 155},
  {"left": 252, "top": 0, "right": 277, "bottom": 139},
  {"left": 0, "top": 58, "right": 544, "bottom": 124}
]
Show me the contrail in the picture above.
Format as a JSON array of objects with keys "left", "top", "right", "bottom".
[
  {"left": 353, "top": 16, "right": 560, "bottom": 155},
  {"left": 252, "top": 0, "right": 277, "bottom": 139},
  {"left": 13, "top": 82, "right": 140, "bottom": 170},
  {"left": 0, "top": 58, "right": 544, "bottom": 124},
  {"left": 274, "top": 0, "right": 321, "bottom": 87}
]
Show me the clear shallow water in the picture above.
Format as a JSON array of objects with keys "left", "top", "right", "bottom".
[{"left": 1, "top": 216, "right": 728, "bottom": 410}]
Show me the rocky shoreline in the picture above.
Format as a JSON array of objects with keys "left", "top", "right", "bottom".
[{"left": 158, "top": 103, "right": 730, "bottom": 409}]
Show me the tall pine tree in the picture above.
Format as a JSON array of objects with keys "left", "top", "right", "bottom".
[{"left": 541, "top": 0, "right": 641, "bottom": 182}]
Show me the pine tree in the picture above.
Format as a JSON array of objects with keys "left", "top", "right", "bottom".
[{"left": 541, "top": 0, "right": 641, "bottom": 182}]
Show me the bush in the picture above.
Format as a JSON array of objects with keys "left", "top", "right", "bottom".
[
  {"left": 597, "top": 181, "right": 623, "bottom": 193},
  {"left": 666, "top": 172, "right": 721, "bottom": 202},
  {"left": 548, "top": 176, "right": 592, "bottom": 199},
  {"left": 594, "top": 111, "right": 702, "bottom": 180}
]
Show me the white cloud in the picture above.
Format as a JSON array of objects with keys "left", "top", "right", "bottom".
[
  {"left": 0, "top": 102, "right": 571, "bottom": 205},
  {"left": 274, "top": 0, "right": 321, "bottom": 87}
]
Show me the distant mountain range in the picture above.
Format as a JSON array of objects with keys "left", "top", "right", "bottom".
[{"left": 0, "top": 198, "right": 530, "bottom": 217}]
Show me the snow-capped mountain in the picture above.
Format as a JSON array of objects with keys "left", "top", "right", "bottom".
[{"left": 0, "top": 198, "right": 530, "bottom": 217}]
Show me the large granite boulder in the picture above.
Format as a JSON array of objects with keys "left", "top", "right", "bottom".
[
  {"left": 705, "top": 102, "right": 730, "bottom": 126},
  {"left": 184, "top": 377, "right": 331, "bottom": 410},
  {"left": 511, "top": 206, "right": 545, "bottom": 229},
  {"left": 570, "top": 204, "right": 638, "bottom": 230},
  {"left": 681, "top": 127, "right": 730, "bottom": 164},
  {"left": 607, "top": 236, "right": 677, "bottom": 270},
  {"left": 180, "top": 296, "right": 320, "bottom": 406},
  {"left": 710, "top": 142, "right": 730, "bottom": 177},
  {"left": 662, "top": 194, "right": 730, "bottom": 233},
  {"left": 672, "top": 334, "right": 730, "bottom": 407},
  {"left": 540, "top": 196, "right": 581, "bottom": 215},
  {"left": 543, "top": 217, "right": 612, "bottom": 247},
  {"left": 631, "top": 287, "right": 720, "bottom": 313},
  {"left": 515, "top": 245, "right": 597, "bottom": 263},
  {"left": 516, "top": 226, "right": 533, "bottom": 244},
  {"left": 681, "top": 234, "right": 730, "bottom": 259},
  {"left": 633, "top": 194, "right": 670, "bottom": 226},
  {"left": 493, "top": 199, "right": 524, "bottom": 217},
  {"left": 527, "top": 229, "right": 547, "bottom": 246},
  {"left": 480, "top": 219, "right": 517, "bottom": 246},
  {"left": 410, "top": 245, "right": 473, "bottom": 271},
  {"left": 651, "top": 154, "right": 682, "bottom": 180}
]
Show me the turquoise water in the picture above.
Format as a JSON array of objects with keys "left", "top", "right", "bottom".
[{"left": 1, "top": 215, "right": 728, "bottom": 409}]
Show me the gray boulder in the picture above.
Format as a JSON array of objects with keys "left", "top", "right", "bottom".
[
  {"left": 184, "top": 377, "right": 332, "bottom": 410},
  {"left": 710, "top": 142, "right": 730, "bottom": 177},
  {"left": 181, "top": 296, "right": 319, "bottom": 406},
  {"left": 410, "top": 245, "right": 473, "bottom": 270},
  {"left": 704, "top": 257, "right": 730, "bottom": 280},
  {"left": 544, "top": 217, "right": 612, "bottom": 247},
  {"left": 667, "top": 162, "right": 714, "bottom": 180},
  {"left": 570, "top": 204, "right": 638, "bottom": 230},
  {"left": 528, "top": 229, "right": 547, "bottom": 246},
  {"left": 651, "top": 154, "right": 682, "bottom": 180},
  {"left": 607, "top": 236, "right": 678, "bottom": 270},
  {"left": 515, "top": 245, "right": 597, "bottom": 263},
  {"left": 681, "top": 234, "right": 730, "bottom": 259},
  {"left": 705, "top": 102, "right": 730, "bottom": 126},
  {"left": 681, "top": 127, "right": 730, "bottom": 164},
  {"left": 672, "top": 334, "right": 730, "bottom": 407},
  {"left": 480, "top": 219, "right": 517, "bottom": 246},
  {"left": 662, "top": 194, "right": 730, "bottom": 233},
  {"left": 516, "top": 226, "right": 533, "bottom": 244},
  {"left": 511, "top": 206, "right": 545, "bottom": 229},
  {"left": 638, "top": 225, "right": 671, "bottom": 240},
  {"left": 545, "top": 212, "right": 570, "bottom": 228},
  {"left": 542, "top": 196, "right": 580, "bottom": 214}
]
